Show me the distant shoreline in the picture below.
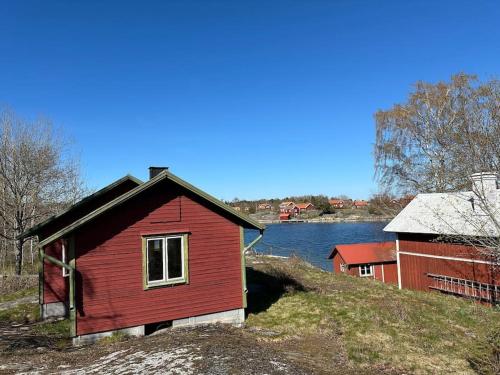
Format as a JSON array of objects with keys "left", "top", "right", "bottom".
[{"left": 258, "top": 216, "right": 393, "bottom": 224}]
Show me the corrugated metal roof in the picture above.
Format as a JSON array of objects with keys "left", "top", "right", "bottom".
[
  {"left": 384, "top": 190, "right": 500, "bottom": 237},
  {"left": 328, "top": 242, "right": 396, "bottom": 265}
]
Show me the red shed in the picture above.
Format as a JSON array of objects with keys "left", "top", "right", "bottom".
[
  {"left": 328, "top": 242, "right": 398, "bottom": 284},
  {"left": 279, "top": 213, "right": 291, "bottom": 221},
  {"left": 20, "top": 167, "right": 265, "bottom": 344}
]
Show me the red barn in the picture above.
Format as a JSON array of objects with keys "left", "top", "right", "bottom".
[
  {"left": 328, "top": 242, "right": 398, "bottom": 284},
  {"left": 20, "top": 167, "right": 265, "bottom": 344},
  {"left": 384, "top": 172, "right": 500, "bottom": 304}
]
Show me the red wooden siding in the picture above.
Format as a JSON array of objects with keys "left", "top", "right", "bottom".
[
  {"left": 398, "top": 233, "right": 495, "bottom": 263},
  {"left": 398, "top": 234, "right": 499, "bottom": 292},
  {"left": 332, "top": 252, "right": 345, "bottom": 274},
  {"left": 43, "top": 239, "right": 68, "bottom": 304},
  {"left": 73, "top": 181, "right": 243, "bottom": 336},
  {"left": 346, "top": 265, "right": 360, "bottom": 277},
  {"left": 382, "top": 263, "right": 398, "bottom": 284},
  {"left": 40, "top": 180, "right": 138, "bottom": 306}
]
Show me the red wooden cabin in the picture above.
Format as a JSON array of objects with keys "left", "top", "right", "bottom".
[
  {"left": 20, "top": 167, "right": 265, "bottom": 344},
  {"left": 328, "top": 242, "right": 398, "bottom": 284},
  {"left": 279, "top": 201, "right": 296, "bottom": 214},
  {"left": 329, "top": 199, "right": 345, "bottom": 209},
  {"left": 295, "top": 203, "right": 314, "bottom": 214},
  {"left": 384, "top": 172, "right": 500, "bottom": 305}
]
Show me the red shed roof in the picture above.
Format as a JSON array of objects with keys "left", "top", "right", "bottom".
[{"left": 327, "top": 242, "right": 396, "bottom": 265}]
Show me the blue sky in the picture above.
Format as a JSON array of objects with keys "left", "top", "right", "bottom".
[{"left": 1, "top": 1, "right": 499, "bottom": 200}]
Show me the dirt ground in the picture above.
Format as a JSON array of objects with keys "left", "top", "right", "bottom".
[
  {"left": 3, "top": 255, "right": 489, "bottom": 374},
  {"left": 0, "top": 312, "right": 398, "bottom": 375},
  {"left": 0, "top": 323, "right": 315, "bottom": 375}
]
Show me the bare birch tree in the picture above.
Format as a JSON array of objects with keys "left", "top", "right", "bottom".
[
  {"left": 0, "top": 109, "right": 85, "bottom": 275},
  {"left": 375, "top": 73, "right": 499, "bottom": 195},
  {"left": 375, "top": 73, "right": 500, "bottom": 300}
]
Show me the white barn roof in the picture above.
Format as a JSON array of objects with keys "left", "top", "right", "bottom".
[{"left": 384, "top": 183, "right": 500, "bottom": 238}]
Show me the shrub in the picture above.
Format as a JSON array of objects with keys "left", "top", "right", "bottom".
[{"left": 468, "top": 326, "right": 500, "bottom": 374}]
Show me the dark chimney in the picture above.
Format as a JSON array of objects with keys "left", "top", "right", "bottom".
[{"left": 149, "top": 166, "right": 168, "bottom": 179}]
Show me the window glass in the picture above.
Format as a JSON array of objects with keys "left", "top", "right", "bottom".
[
  {"left": 167, "top": 237, "right": 183, "bottom": 279},
  {"left": 360, "top": 265, "right": 372, "bottom": 276},
  {"left": 62, "top": 242, "right": 69, "bottom": 277},
  {"left": 147, "top": 239, "right": 164, "bottom": 282}
]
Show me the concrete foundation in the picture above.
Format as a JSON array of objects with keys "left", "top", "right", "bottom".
[
  {"left": 73, "top": 325, "right": 145, "bottom": 346},
  {"left": 72, "top": 308, "right": 245, "bottom": 345},
  {"left": 172, "top": 308, "right": 245, "bottom": 328},
  {"left": 41, "top": 302, "right": 67, "bottom": 319}
]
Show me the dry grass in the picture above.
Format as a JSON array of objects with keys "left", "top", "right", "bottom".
[
  {"left": 0, "top": 274, "right": 38, "bottom": 297},
  {"left": 246, "top": 255, "right": 500, "bottom": 374}
]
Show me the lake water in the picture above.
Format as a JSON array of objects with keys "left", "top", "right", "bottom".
[{"left": 245, "top": 222, "right": 395, "bottom": 271}]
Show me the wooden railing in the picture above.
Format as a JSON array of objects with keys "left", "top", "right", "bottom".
[{"left": 427, "top": 273, "right": 500, "bottom": 305}]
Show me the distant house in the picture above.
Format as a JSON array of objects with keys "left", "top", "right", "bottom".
[
  {"left": 328, "top": 242, "right": 398, "bottom": 284},
  {"left": 279, "top": 201, "right": 296, "bottom": 214},
  {"left": 295, "top": 203, "right": 314, "bottom": 214},
  {"left": 20, "top": 167, "right": 265, "bottom": 344},
  {"left": 384, "top": 172, "right": 500, "bottom": 305},
  {"left": 257, "top": 203, "right": 272, "bottom": 211},
  {"left": 353, "top": 200, "right": 368, "bottom": 208},
  {"left": 329, "top": 199, "right": 345, "bottom": 209},
  {"left": 233, "top": 206, "right": 242, "bottom": 211}
]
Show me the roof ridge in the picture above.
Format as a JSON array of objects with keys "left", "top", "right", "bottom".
[{"left": 36, "top": 170, "right": 264, "bottom": 246}]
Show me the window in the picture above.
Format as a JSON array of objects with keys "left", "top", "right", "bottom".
[
  {"left": 340, "top": 263, "right": 347, "bottom": 273},
  {"left": 62, "top": 241, "right": 69, "bottom": 277},
  {"left": 144, "top": 234, "right": 188, "bottom": 288},
  {"left": 359, "top": 264, "right": 373, "bottom": 277}
]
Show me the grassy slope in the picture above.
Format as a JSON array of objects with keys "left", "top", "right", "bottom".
[
  {"left": 0, "top": 289, "right": 70, "bottom": 346},
  {"left": 0, "top": 287, "right": 37, "bottom": 303},
  {"left": 245, "top": 256, "right": 500, "bottom": 374}
]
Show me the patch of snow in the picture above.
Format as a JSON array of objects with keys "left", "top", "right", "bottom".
[{"left": 60, "top": 345, "right": 203, "bottom": 375}]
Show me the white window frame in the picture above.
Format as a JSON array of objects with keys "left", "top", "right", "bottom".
[
  {"left": 359, "top": 264, "right": 374, "bottom": 277},
  {"left": 340, "top": 263, "right": 347, "bottom": 273},
  {"left": 62, "top": 241, "right": 69, "bottom": 277},
  {"left": 145, "top": 235, "right": 186, "bottom": 288}
]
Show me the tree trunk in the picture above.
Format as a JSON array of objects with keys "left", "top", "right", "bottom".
[{"left": 15, "top": 238, "right": 23, "bottom": 275}]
